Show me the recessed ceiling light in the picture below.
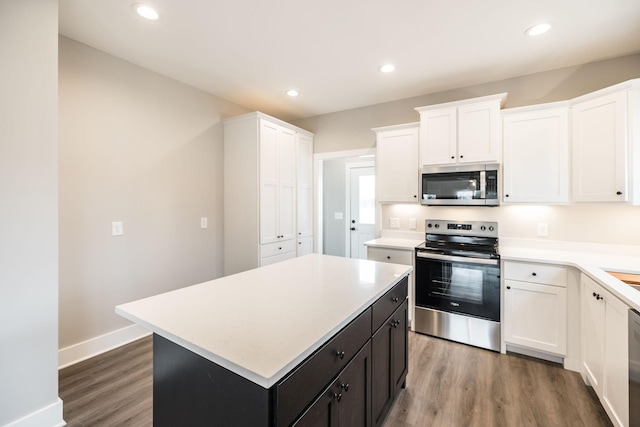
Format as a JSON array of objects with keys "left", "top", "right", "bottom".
[
  {"left": 379, "top": 64, "right": 395, "bottom": 73},
  {"left": 133, "top": 4, "right": 159, "bottom": 20},
  {"left": 286, "top": 89, "right": 299, "bottom": 97},
  {"left": 525, "top": 23, "right": 551, "bottom": 36}
]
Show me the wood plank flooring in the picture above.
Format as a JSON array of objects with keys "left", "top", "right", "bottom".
[{"left": 59, "top": 331, "right": 612, "bottom": 426}]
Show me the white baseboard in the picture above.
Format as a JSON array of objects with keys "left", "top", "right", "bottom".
[
  {"left": 4, "top": 398, "right": 65, "bottom": 427},
  {"left": 58, "top": 324, "right": 150, "bottom": 369}
]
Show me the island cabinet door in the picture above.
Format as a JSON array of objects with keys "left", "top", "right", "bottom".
[
  {"left": 372, "top": 300, "right": 409, "bottom": 427},
  {"left": 293, "top": 341, "right": 372, "bottom": 427}
]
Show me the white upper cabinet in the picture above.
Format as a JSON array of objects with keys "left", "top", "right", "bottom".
[
  {"left": 373, "top": 123, "right": 420, "bottom": 203},
  {"left": 417, "top": 108, "right": 457, "bottom": 165},
  {"left": 502, "top": 102, "right": 570, "bottom": 203},
  {"left": 416, "top": 93, "right": 506, "bottom": 166},
  {"left": 571, "top": 80, "right": 640, "bottom": 203}
]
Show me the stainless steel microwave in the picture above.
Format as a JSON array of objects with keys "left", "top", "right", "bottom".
[{"left": 420, "top": 163, "right": 499, "bottom": 206}]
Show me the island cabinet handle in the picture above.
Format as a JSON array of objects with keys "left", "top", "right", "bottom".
[
  {"left": 392, "top": 297, "right": 400, "bottom": 303},
  {"left": 341, "top": 383, "right": 350, "bottom": 392},
  {"left": 391, "top": 320, "right": 400, "bottom": 328},
  {"left": 333, "top": 392, "right": 342, "bottom": 402},
  {"left": 336, "top": 350, "right": 345, "bottom": 359}
]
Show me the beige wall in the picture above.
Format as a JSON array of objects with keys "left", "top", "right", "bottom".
[
  {"left": 293, "top": 53, "right": 640, "bottom": 246},
  {"left": 58, "top": 37, "right": 249, "bottom": 349},
  {"left": 0, "top": 0, "right": 62, "bottom": 425},
  {"left": 293, "top": 53, "right": 640, "bottom": 153}
]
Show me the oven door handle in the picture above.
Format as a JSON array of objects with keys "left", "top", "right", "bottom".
[{"left": 416, "top": 251, "right": 499, "bottom": 266}]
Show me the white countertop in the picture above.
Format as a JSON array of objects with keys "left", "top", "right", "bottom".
[
  {"left": 499, "top": 238, "right": 640, "bottom": 311},
  {"left": 116, "top": 254, "right": 412, "bottom": 388},
  {"left": 364, "top": 237, "right": 423, "bottom": 250}
]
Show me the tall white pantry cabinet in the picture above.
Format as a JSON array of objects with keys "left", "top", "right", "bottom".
[{"left": 223, "top": 112, "right": 314, "bottom": 275}]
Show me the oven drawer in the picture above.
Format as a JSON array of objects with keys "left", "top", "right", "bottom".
[
  {"left": 503, "top": 261, "right": 567, "bottom": 287},
  {"left": 367, "top": 247, "right": 412, "bottom": 265},
  {"left": 275, "top": 307, "right": 372, "bottom": 427},
  {"left": 260, "top": 240, "right": 296, "bottom": 258},
  {"left": 372, "top": 277, "right": 408, "bottom": 332}
]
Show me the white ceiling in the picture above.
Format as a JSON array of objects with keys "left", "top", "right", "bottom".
[{"left": 59, "top": 0, "right": 640, "bottom": 121}]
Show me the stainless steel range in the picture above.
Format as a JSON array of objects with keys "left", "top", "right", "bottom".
[{"left": 414, "top": 219, "right": 501, "bottom": 351}]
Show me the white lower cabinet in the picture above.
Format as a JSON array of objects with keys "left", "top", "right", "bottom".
[
  {"left": 296, "top": 236, "right": 313, "bottom": 256},
  {"left": 504, "top": 261, "right": 568, "bottom": 356},
  {"left": 581, "top": 274, "right": 629, "bottom": 427},
  {"left": 366, "top": 246, "right": 415, "bottom": 326}
]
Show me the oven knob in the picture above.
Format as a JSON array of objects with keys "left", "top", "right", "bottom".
[
  {"left": 427, "top": 223, "right": 432, "bottom": 228},
  {"left": 434, "top": 224, "right": 439, "bottom": 229},
  {"left": 480, "top": 226, "right": 486, "bottom": 231},
  {"left": 488, "top": 226, "right": 494, "bottom": 231}
]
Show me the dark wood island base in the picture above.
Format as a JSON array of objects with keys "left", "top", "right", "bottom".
[{"left": 152, "top": 276, "right": 408, "bottom": 427}]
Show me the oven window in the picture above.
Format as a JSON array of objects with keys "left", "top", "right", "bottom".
[
  {"left": 415, "top": 256, "right": 500, "bottom": 321},
  {"left": 431, "top": 266, "right": 484, "bottom": 304}
]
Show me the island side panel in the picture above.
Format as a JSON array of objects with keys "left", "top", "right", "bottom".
[{"left": 153, "top": 334, "right": 272, "bottom": 427}]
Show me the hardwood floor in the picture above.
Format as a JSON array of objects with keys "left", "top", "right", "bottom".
[
  {"left": 59, "top": 337, "right": 152, "bottom": 426},
  {"left": 59, "top": 332, "right": 612, "bottom": 426},
  {"left": 384, "top": 333, "right": 612, "bottom": 427}
]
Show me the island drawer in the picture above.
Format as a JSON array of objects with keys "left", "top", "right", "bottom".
[
  {"left": 275, "top": 307, "right": 372, "bottom": 427},
  {"left": 372, "top": 276, "right": 408, "bottom": 333},
  {"left": 367, "top": 246, "right": 413, "bottom": 265},
  {"left": 504, "top": 261, "right": 567, "bottom": 287}
]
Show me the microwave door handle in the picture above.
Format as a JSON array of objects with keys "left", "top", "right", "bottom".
[{"left": 479, "top": 171, "right": 486, "bottom": 198}]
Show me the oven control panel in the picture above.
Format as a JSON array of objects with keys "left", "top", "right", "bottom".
[{"left": 425, "top": 219, "right": 498, "bottom": 237}]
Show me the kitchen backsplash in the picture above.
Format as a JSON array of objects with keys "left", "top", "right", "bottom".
[{"left": 381, "top": 203, "right": 640, "bottom": 246}]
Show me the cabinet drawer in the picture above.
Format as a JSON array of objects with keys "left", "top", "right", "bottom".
[
  {"left": 504, "top": 261, "right": 567, "bottom": 287},
  {"left": 275, "top": 307, "right": 372, "bottom": 427},
  {"left": 260, "top": 240, "right": 295, "bottom": 258},
  {"left": 367, "top": 247, "right": 413, "bottom": 265},
  {"left": 372, "top": 277, "right": 408, "bottom": 333}
]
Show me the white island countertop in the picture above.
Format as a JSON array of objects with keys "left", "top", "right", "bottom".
[{"left": 116, "top": 254, "right": 412, "bottom": 388}]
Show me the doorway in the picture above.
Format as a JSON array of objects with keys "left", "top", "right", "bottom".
[
  {"left": 314, "top": 149, "right": 377, "bottom": 258},
  {"left": 346, "top": 163, "right": 375, "bottom": 259}
]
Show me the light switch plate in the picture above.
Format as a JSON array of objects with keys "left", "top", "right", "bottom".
[
  {"left": 200, "top": 217, "right": 208, "bottom": 228},
  {"left": 537, "top": 222, "right": 549, "bottom": 237},
  {"left": 409, "top": 218, "right": 417, "bottom": 230},
  {"left": 390, "top": 217, "right": 400, "bottom": 229},
  {"left": 112, "top": 221, "right": 123, "bottom": 236},
  {"left": 334, "top": 212, "right": 343, "bottom": 220}
]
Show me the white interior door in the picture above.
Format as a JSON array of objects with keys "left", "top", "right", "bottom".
[{"left": 348, "top": 165, "right": 375, "bottom": 259}]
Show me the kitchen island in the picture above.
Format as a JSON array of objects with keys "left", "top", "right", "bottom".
[{"left": 116, "top": 254, "right": 412, "bottom": 426}]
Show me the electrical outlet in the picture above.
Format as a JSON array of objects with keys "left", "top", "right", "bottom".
[
  {"left": 390, "top": 217, "right": 400, "bottom": 229},
  {"left": 537, "top": 222, "right": 549, "bottom": 237},
  {"left": 200, "top": 217, "right": 208, "bottom": 228},
  {"left": 111, "top": 221, "right": 123, "bottom": 236},
  {"left": 409, "top": 218, "right": 417, "bottom": 230}
]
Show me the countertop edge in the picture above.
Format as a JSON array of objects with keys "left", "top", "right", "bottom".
[
  {"left": 364, "top": 238, "right": 422, "bottom": 250},
  {"left": 500, "top": 249, "right": 640, "bottom": 311},
  {"left": 116, "top": 266, "right": 412, "bottom": 389}
]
